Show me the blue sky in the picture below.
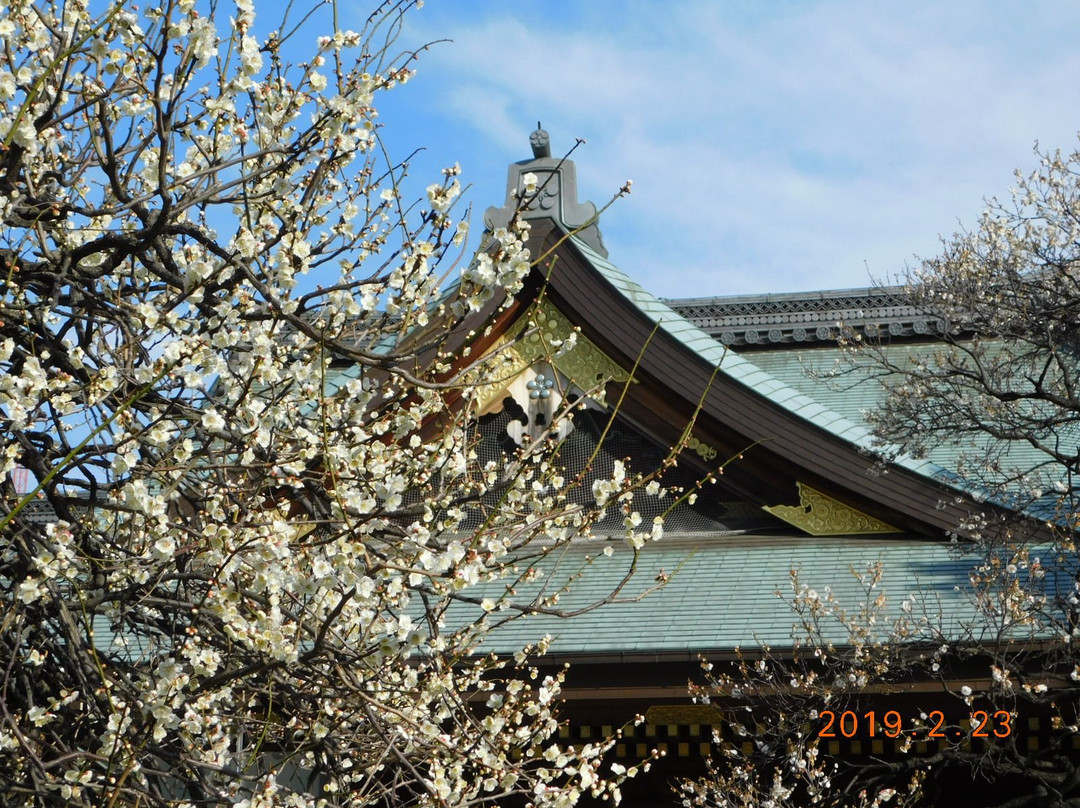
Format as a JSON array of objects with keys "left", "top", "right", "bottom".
[{"left": 363, "top": 0, "right": 1080, "bottom": 297}]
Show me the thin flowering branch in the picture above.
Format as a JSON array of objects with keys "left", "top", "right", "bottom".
[
  {"left": 0, "top": 1, "right": 664, "bottom": 806},
  {"left": 686, "top": 137, "right": 1080, "bottom": 808}
]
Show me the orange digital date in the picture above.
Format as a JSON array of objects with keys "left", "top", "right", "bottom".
[{"left": 817, "top": 709, "right": 1013, "bottom": 740}]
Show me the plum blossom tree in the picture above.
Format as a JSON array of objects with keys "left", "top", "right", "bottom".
[
  {"left": 681, "top": 143, "right": 1080, "bottom": 808},
  {"left": 0, "top": 1, "right": 646, "bottom": 805}
]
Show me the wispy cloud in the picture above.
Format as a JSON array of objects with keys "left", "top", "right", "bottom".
[{"left": 381, "top": 0, "right": 1080, "bottom": 296}]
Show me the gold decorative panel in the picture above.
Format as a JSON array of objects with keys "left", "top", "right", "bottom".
[
  {"left": 685, "top": 435, "right": 718, "bottom": 461},
  {"left": 763, "top": 482, "right": 901, "bottom": 536},
  {"left": 474, "top": 299, "right": 632, "bottom": 410},
  {"left": 473, "top": 344, "right": 531, "bottom": 411},
  {"left": 645, "top": 705, "right": 719, "bottom": 726}
]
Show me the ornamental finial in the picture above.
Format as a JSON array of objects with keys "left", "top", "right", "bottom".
[
  {"left": 484, "top": 124, "right": 607, "bottom": 257},
  {"left": 530, "top": 122, "right": 551, "bottom": 159}
]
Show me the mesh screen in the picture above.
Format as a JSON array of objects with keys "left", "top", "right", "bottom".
[{"left": 472, "top": 398, "right": 780, "bottom": 535}]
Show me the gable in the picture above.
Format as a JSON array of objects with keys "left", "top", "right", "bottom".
[{"left": 500, "top": 221, "right": 1008, "bottom": 541}]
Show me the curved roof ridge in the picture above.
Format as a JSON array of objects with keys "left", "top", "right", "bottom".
[
  {"left": 665, "top": 284, "right": 906, "bottom": 305},
  {"left": 568, "top": 235, "right": 950, "bottom": 485}
]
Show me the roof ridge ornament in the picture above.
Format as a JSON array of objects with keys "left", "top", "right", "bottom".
[
  {"left": 484, "top": 125, "right": 608, "bottom": 257},
  {"left": 530, "top": 122, "right": 551, "bottom": 158}
]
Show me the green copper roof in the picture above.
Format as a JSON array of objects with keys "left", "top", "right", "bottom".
[
  {"left": 465, "top": 535, "right": 1055, "bottom": 657},
  {"left": 569, "top": 238, "right": 949, "bottom": 483},
  {"left": 750, "top": 343, "right": 1080, "bottom": 521}
]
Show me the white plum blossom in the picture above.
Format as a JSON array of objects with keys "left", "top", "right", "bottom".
[
  {"left": 0, "top": 2, "right": 641, "bottom": 805},
  {"left": 684, "top": 136, "right": 1080, "bottom": 808}
]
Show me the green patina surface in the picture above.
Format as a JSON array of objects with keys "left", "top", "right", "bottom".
[
  {"left": 464, "top": 534, "right": 1059, "bottom": 656},
  {"left": 571, "top": 236, "right": 1080, "bottom": 524},
  {"left": 750, "top": 343, "right": 1080, "bottom": 521},
  {"left": 568, "top": 239, "right": 948, "bottom": 481},
  {"left": 301, "top": 235, "right": 1074, "bottom": 657}
]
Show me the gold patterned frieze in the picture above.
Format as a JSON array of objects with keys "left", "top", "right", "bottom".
[
  {"left": 645, "top": 705, "right": 720, "bottom": 726},
  {"left": 763, "top": 482, "right": 901, "bottom": 536},
  {"left": 473, "top": 344, "right": 531, "bottom": 411},
  {"left": 474, "top": 299, "right": 632, "bottom": 411}
]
